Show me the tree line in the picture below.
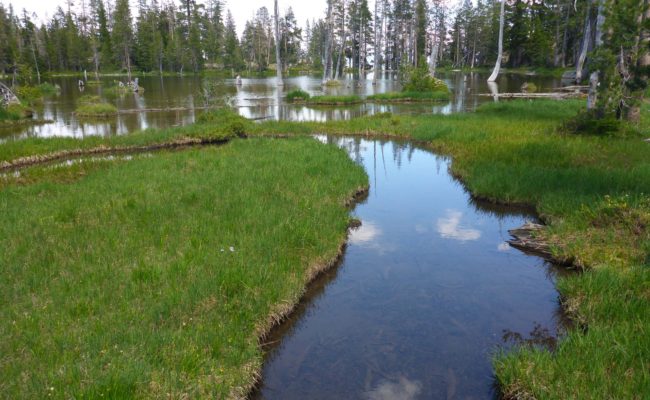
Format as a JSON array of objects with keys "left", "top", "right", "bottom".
[{"left": 0, "top": 0, "right": 647, "bottom": 120}]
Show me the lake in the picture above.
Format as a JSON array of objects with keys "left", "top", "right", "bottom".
[{"left": 0, "top": 71, "right": 561, "bottom": 141}]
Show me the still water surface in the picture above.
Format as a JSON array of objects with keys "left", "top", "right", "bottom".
[
  {"left": 253, "top": 137, "right": 567, "bottom": 399},
  {"left": 0, "top": 72, "right": 561, "bottom": 141}
]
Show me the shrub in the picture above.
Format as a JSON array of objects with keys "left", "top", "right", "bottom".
[
  {"left": 401, "top": 66, "right": 448, "bottom": 93},
  {"left": 521, "top": 82, "right": 538, "bottom": 93},
  {"left": 38, "top": 82, "right": 60, "bottom": 94},
  {"left": 286, "top": 89, "right": 311, "bottom": 102},
  {"left": 5, "top": 103, "right": 33, "bottom": 119},
  {"left": 77, "top": 95, "right": 102, "bottom": 105},
  {"left": 197, "top": 107, "right": 252, "bottom": 137},
  {"left": 14, "top": 86, "right": 43, "bottom": 105},
  {"left": 562, "top": 111, "right": 639, "bottom": 137}
]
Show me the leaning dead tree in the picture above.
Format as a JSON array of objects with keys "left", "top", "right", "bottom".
[{"left": 0, "top": 82, "right": 20, "bottom": 107}]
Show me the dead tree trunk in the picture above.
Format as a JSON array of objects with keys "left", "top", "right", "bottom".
[
  {"left": 373, "top": 0, "right": 380, "bottom": 85},
  {"left": 587, "top": 0, "right": 604, "bottom": 110},
  {"left": 323, "top": 0, "right": 334, "bottom": 84},
  {"left": 488, "top": 0, "right": 505, "bottom": 82},
  {"left": 274, "top": 0, "right": 283, "bottom": 86},
  {"left": 576, "top": 0, "right": 593, "bottom": 84}
]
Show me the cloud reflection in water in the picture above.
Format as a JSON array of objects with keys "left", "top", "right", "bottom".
[
  {"left": 436, "top": 210, "right": 481, "bottom": 242},
  {"left": 364, "top": 377, "right": 422, "bottom": 400},
  {"left": 349, "top": 221, "right": 382, "bottom": 245}
]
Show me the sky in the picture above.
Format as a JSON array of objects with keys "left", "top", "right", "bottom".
[{"left": 4, "top": 0, "right": 332, "bottom": 36}]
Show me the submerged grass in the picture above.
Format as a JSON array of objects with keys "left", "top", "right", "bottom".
[{"left": 0, "top": 138, "right": 367, "bottom": 398}]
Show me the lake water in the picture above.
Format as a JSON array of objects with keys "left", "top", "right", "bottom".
[
  {"left": 0, "top": 72, "right": 561, "bottom": 141},
  {"left": 252, "top": 137, "right": 568, "bottom": 399}
]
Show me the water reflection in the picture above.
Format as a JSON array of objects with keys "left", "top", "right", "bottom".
[
  {"left": 1, "top": 72, "right": 562, "bottom": 141},
  {"left": 364, "top": 377, "right": 422, "bottom": 400},
  {"left": 252, "top": 137, "right": 567, "bottom": 399},
  {"left": 436, "top": 209, "right": 482, "bottom": 242},
  {"left": 349, "top": 221, "right": 382, "bottom": 245}
]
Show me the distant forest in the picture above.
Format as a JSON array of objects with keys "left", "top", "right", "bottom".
[{"left": 0, "top": 0, "right": 629, "bottom": 77}]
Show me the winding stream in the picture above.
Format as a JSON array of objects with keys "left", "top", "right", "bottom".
[{"left": 253, "top": 137, "right": 567, "bottom": 399}]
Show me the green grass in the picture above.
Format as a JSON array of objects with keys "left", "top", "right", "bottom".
[
  {"left": 0, "top": 109, "right": 247, "bottom": 165},
  {"left": 286, "top": 89, "right": 310, "bottom": 102},
  {"left": 0, "top": 106, "right": 22, "bottom": 122},
  {"left": 307, "top": 95, "right": 363, "bottom": 105},
  {"left": 367, "top": 90, "right": 450, "bottom": 103},
  {"left": 0, "top": 138, "right": 367, "bottom": 398},
  {"left": 75, "top": 102, "right": 119, "bottom": 117},
  {"left": 38, "top": 82, "right": 60, "bottom": 94},
  {"left": 2, "top": 99, "right": 649, "bottom": 398},
  {"left": 0, "top": 103, "right": 33, "bottom": 122}
]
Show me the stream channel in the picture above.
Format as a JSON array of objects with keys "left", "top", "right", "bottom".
[{"left": 253, "top": 136, "right": 568, "bottom": 400}]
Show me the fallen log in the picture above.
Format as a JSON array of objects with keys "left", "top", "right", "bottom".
[
  {"left": 558, "top": 85, "right": 589, "bottom": 92},
  {"left": 478, "top": 92, "right": 586, "bottom": 99},
  {"left": 507, "top": 222, "right": 574, "bottom": 266},
  {"left": 116, "top": 106, "right": 222, "bottom": 115}
]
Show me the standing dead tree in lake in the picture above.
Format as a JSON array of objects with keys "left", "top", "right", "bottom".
[
  {"left": 274, "top": 0, "right": 283, "bottom": 86},
  {"left": 488, "top": 0, "right": 506, "bottom": 83}
]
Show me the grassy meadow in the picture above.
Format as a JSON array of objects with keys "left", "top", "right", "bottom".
[
  {"left": 1, "top": 99, "right": 648, "bottom": 398},
  {"left": 0, "top": 138, "right": 367, "bottom": 398}
]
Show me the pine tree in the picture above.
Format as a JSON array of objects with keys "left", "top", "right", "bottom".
[{"left": 112, "top": 0, "right": 134, "bottom": 79}]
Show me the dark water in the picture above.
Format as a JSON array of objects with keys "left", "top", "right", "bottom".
[
  {"left": 0, "top": 72, "right": 561, "bottom": 141},
  {"left": 253, "top": 137, "right": 567, "bottom": 400}
]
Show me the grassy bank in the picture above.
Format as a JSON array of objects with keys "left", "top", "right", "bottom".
[
  {"left": 0, "top": 138, "right": 367, "bottom": 398},
  {"left": 0, "top": 109, "right": 250, "bottom": 166}
]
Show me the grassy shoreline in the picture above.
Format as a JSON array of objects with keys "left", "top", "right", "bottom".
[
  {"left": 1, "top": 100, "right": 648, "bottom": 398},
  {"left": 0, "top": 138, "right": 367, "bottom": 398}
]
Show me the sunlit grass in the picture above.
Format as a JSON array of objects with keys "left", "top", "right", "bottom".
[{"left": 0, "top": 138, "right": 367, "bottom": 398}]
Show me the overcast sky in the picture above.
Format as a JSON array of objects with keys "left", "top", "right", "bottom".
[{"left": 3, "top": 0, "right": 332, "bottom": 36}]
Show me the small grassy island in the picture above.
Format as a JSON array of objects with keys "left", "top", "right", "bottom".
[
  {"left": 1, "top": 100, "right": 648, "bottom": 399},
  {"left": 286, "top": 90, "right": 364, "bottom": 105},
  {"left": 287, "top": 68, "right": 450, "bottom": 106},
  {"left": 74, "top": 95, "right": 118, "bottom": 118}
]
